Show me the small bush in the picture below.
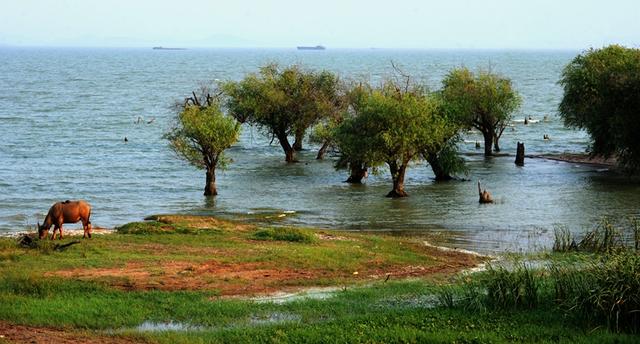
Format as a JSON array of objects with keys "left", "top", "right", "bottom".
[
  {"left": 553, "top": 226, "right": 576, "bottom": 252},
  {"left": 251, "top": 227, "right": 316, "bottom": 244},
  {"left": 456, "top": 263, "right": 542, "bottom": 311}
]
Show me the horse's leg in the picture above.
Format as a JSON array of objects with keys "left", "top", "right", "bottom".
[
  {"left": 87, "top": 221, "right": 92, "bottom": 239},
  {"left": 59, "top": 224, "right": 64, "bottom": 240},
  {"left": 51, "top": 226, "right": 57, "bottom": 240},
  {"left": 82, "top": 220, "right": 88, "bottom": 239}
]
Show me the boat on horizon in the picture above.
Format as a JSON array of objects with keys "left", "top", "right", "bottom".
[
  {"left": 297, "top": 45, "right": 326, "bottom": 50},
  {"left": 152, "top": 46, "right": 186, "bottom": 50}
]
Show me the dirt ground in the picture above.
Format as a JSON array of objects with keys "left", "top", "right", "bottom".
[
  {"left": 48, "top": 246, "right": 480, "bottom": 296},
  {"left": 0, "top": 322, "right": 144, "bottom": 344},
  {"left": 534, "top": 153, "right": 616, "bottom": 167}
]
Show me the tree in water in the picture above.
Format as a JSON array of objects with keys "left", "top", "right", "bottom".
[
  {"left": 335, "top": 79, "right": 449, "bottom": 197},
  {"left": 559, "top": 45, "right": 640, "bottom": 173},
  {"left": 164, "top": 93, "right": 240, "bottom": 196},
  {"left": 441, "top": 68, "right": 521, "bottom": 156},
  {"left": 424, "top": 138, "right": 468, "bottom": 181},
  {"left": 222, "top": 64, "right": 342, "bottom": 162},
  {"left": 309, "top": 81, "right": 365, "bottom": 160}
]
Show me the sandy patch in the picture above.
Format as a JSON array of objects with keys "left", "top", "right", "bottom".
[{"left": 0, "top": 321, "right": 143, "bottom": 344}]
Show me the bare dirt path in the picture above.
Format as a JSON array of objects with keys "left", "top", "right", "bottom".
[{"left": 0, "top": 322, "right": 145, "bottom": 344}]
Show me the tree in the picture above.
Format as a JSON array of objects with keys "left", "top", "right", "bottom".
[
  {"left": 164, "top": 94, "right": 240, "bottom": 196},
  {"left": 424, "top": 137, "right": 468, "bottom": 181},
  {"left": 441, "top": 68, "right": 521, "bottom": 156},
  {"left": 222, "top": 64, "right": 342, "bottom": 162},
  {"left": 335, "top": 80, "right": 450, "bottom": 197},
  {"left": 559, "top": 45, "right": 640, "bottom": 173},
  {"left": 309, "top": 81, "right": 364, "bottom": 161}
]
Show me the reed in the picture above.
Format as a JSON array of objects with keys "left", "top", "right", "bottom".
[
  {"left": 552, "top": 216, "right": 639, "bottom": 253},
  {"left": 551, "top": 251, "right": 640, "bottom": 333},
  {"left": 441, "top": 250, "right": 640, "bottom": 333}
]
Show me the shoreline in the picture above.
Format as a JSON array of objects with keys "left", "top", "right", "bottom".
[{"left": 529, "top": 152, "right": 616, "bottom": 168}]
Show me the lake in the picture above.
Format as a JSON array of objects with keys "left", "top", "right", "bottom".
[{"left": 1, "top": 47, "right": 638, "bottom": 253}]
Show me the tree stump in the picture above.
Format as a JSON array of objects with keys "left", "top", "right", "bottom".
[
  {"left": 515, "top": 142, "right": 525, "bottom": 166},
  {"left": 478, "top": 181, "right": 494, "bottom": 204}
]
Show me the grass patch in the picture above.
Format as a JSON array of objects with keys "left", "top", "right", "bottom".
[
  {"left": 554, "top": 216, "right": 640, "bottom": 253},
  {"left": 116, "top": 221, "right": 201, "bottom": 234},
  {"left": 440, "top": 250, "right": 640, "bottom": 334},
  {"left": 250, "top": 227, "right": 316, "bottom": 243},
  {"left": 8, "top": 214, "right": 635, "bottom": 342}
]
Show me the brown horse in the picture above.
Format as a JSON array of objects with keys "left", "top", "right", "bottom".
[{"left": 38, "top": 200, "right": 92, "bottom": 240}]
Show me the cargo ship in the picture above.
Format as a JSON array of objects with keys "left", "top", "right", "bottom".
[
  {"left": 152, "top": 47, "right": 186, "bottom": 50},
  {"left": 296, "top": 45, "right": 326, "bottom": 50}
]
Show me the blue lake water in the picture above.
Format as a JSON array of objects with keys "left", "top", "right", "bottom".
[{"left": 1, "top": 47, "right": 638, "bottom": 252}]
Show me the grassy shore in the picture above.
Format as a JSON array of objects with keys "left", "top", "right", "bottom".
[{"left": 0, "top": 216, "right": 637, "bottom": 343}]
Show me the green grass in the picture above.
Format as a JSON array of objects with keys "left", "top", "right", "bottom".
[
  {"left": 438, "top": 250, "right": 640, "bottom": 335},
  {"left": 1, "top": 215, "right": 637, "bottom": 342},
  {"left": 554, "top": 216, "right": 640, "bottom": 253},
  {"left": 250, "top": 227, "right": 316, "bottom": 243},
  {"left": 0, "top": 276, "right": 637, "bottom": 343}
]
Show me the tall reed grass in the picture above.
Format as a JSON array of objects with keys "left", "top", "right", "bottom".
[
  {"left": 553, "top": 217, "right": 639, "bottom": 253},
  {"left": 441, "top": 250, "right": 640, "bottom": 333}
]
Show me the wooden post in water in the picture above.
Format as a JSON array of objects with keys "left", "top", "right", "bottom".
[{"left": 515, "top": 142, "right": 525, "bottom": 166}]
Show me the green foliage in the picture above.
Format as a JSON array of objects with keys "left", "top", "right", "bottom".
[
  {"left": 559, "top": 45, "right": 640, "bottom": 173},
  {"left": 442, "top": 249, "right": 640, "bottom": 334},
  {"left": 425, "top": 136, "right": 468, "bottom": 180},
  {"left": 551, "top": 251, "right": 640, "bottom": 333},
  {"left": 553, "top": 217, "right": 638, "bottom": 253},
  {"left": 115, "top": 221, "right": 201, "bottom": 234},
  {"left": 335, "top": 79, "right": 454, "bottom": 195},
  {"left": 441, "top": 67, "right": 521, "bottom": 155},
  {"left": 164, "top": 103, "right": 240, "bottom": 171},
  {"left": 449, "top": 262, "right": 543, "bottom": 312},
  {"left": 221, "top": 64, "right": 343, "bottom": 161},
  {"left": 251, "top": 227, "right": 316, "bottom": 244}
]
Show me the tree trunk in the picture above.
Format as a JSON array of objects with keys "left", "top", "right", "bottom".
[
  {"left": 204, "top": 166, "right": 217, "bottom": 196},
  {"left": 345, "top": 162, "right": 368, "bottom": 183},
  {"left": 493, "top": 133, "right": 501, "bottom": 152},
  {"left": 277, "top": 132, "right": 296, "bottom": 163},
  {"left": 483, "top": 130, "right": 493, "bottom": 157},
  {"left": 293, "top": 129, "right": 304, "bottom": 151},
  {"left": 386, "top": 162, "right": 408, "bottom": 198},
  {"left": 426, "top": 152, "right": 452, "bottom": 181},
  {"left": 316, "top": 140, "right": 330, "bottom": 160}
]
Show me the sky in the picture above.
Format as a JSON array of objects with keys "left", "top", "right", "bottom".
[{"left": 0, "top": 0, "right": 639, "bottom": 49}]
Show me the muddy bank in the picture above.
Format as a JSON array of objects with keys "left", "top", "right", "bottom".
[
  {"left": 0, "top": 321, "right": 145, "bottom": 344},
  {"left": 531, "top": 153, "right": 616, "bottom": 167}
]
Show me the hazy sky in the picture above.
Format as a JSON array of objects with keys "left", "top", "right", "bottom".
[{"left": 1, "top": 0, "right": 638, "bottom": 49}]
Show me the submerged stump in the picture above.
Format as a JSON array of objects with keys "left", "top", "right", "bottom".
[
  {"left": 515, "top": 142, "right": 525, "bottom": 166},
  {"left": 478, "top": 181, "right": 494, "bottom": 204}
]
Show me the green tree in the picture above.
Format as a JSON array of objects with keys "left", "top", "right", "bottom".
[
  {"left": 164, "top": 95, "right": 240, "bottom": 196},
  {"left": 441, "top": 68, "right": 521, "bottom": 156},
  {"left": 222, "top": 64, "right": 342, "bottom": 162},
  {"left": 424, "top": 137, "right": 468, "bottom": 181},
  {"left": 309, "top": 81, "right": 365, "bottom": 161},
  {"left": 559, "top": 45, "right": 640, "bottom": 172},
  {"left": 335, "top": 80, "right": 451, "bottom": 197}
]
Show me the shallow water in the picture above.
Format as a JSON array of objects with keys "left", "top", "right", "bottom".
[{"left": 1, "top": 47, "right": 639, "bottom": 252}]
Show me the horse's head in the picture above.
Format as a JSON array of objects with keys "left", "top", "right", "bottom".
[{"left": 37, "top": 222, "right": 48, "bottom": 239}]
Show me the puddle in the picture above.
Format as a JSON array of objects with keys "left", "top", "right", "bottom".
[
  {"left": 251, "top": 287, "right": 341, "bottom": 304},
  {"left": 379, "top": 294, "right": 441, "bottom": 309},
  {"left": 134, "top": 321, "right": 203, "bottom": 332},
  {"left": 249, "top": 312, "right": 302, "bottom": 325}
]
